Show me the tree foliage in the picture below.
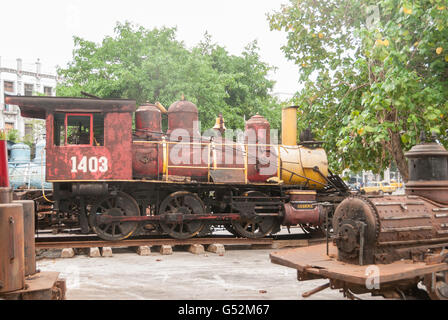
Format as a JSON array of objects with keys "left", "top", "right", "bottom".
[
  {"left": 57, "top": 22, "right": 281, "bottom": 132},
  {"left": 6, "top": 129, "right": 20, "bottom": 143},
  {"left": 268, "top": 0, "right": 448, "bottom": 180}
]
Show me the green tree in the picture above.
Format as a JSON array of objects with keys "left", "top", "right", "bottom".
[
  {"left": 268, "top": 0, "right": 448, "bottom": 180},
  {"left": 7, "top": 129, "right": 20, "bottom": 143},
  {"left": 57, "top": 22, "right": 281, "bottom": 132}
]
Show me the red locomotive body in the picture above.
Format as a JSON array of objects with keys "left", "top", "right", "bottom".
[
  {"left": 10, "top": 97, "right": 136, "bottom": 181},
  {"left": 46, "top": 111, "right": 133, "bottom": 181}
]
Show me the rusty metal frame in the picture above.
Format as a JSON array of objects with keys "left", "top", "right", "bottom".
[{"left": 270, "top": 243, "right": 448, "bottom": 286}]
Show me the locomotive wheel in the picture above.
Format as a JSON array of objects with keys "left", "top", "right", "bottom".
[
  {"left": 88, "top": 192, "right": 140, "bottom": 241},
  {"left": 158, "top": 191, "right": 205, "bottom": 240},
  {"left": 232, "top": 216, "right": 278, "bottom": 238},
  {"left": 231, "top": 191, "right": 279, "bottom": 239}
]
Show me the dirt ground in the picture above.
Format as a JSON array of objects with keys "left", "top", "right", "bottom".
[{"left": 36, "top": 243, "right": 382, "bottom": 300}]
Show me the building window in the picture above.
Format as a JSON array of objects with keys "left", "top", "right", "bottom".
[
  {"left": 44, "top": 86, "right": 53, "bottom": 96},
  {"left": 4, "top": 122, "right": 14, "bottom": 133},
  {"left": 3, "top": 104, "right": 17, "bottom": 112},
  {"left": 25, "top": 123, "right": 33, "bottom": 137},
  {"left": 4, "top": 81, "right": 14, "bottom": 93},
  {"left": 24, "top": 83, "right": 34, "bottom": 96}
]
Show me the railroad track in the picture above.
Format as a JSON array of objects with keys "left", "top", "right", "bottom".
[{"left": 35, "top": 233, "right": 325, "bottom": 250}]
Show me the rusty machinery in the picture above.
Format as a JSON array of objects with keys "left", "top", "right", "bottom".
[
  {"left": 270, "top": 135, "right": 448, "bottom": 300},
  {"left": 4, "top": 95, "right": 349, "bottom": 241},
  {"left": 0, "top": 137, "right": 66, "bottom": 300}
]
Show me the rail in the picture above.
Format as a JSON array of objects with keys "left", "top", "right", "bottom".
[{"left": 35, "top": 234, "right": 325, "bottom": 250}]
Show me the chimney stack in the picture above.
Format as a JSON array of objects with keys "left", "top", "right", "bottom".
[{"left": 281, "top": 106, "right": 299, "bottom": 146}]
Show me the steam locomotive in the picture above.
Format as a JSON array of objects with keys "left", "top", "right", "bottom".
[{"left": 5, "top": 95, "right": 349, "bottom": 241}]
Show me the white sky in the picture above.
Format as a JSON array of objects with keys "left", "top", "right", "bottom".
[{"left": 0, "top": 0, "right": 299, "bottom": 99}]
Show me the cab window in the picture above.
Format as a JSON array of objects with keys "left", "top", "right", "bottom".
[
  {"left": 54, "top": 113, "right": 104, "bottom": 146},
  {"left": 66, "top": 114, "right": 92, "bottom": 145}
]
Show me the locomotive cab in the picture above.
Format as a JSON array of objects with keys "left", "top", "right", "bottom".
[{"left": 4, "top": 96, "right": 136, "bottom": 182}]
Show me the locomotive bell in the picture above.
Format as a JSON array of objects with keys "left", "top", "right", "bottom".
[
  {"left": 405, "top": 135, "right": 448, "bottom": 204},
  {"left": 212, "top": 114, "right": 226, "bottom": 135}
]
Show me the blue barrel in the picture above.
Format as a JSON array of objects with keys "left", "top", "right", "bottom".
[
  {"left": 10, "top": 143, "right": 30, "bottom": 164},
  {"left": 8, "top": 142, "right": 52, "bottom": 190}
]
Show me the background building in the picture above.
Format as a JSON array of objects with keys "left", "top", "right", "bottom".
[{"left": 0, "top": 56, "right": 58, "bottom": 140}]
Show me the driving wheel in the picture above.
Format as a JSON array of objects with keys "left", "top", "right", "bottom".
[
  {"left": 231, "top": 191, "right": 279, "bottom": 238},
  {"left": 158, "top": 191, "right": 205, "bottom": 239},
  {"left": 88, "top": 192, "right": 140, "bottom": 241}
]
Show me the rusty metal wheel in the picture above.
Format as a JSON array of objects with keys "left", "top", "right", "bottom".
[
  {"left": 158, "top": 191, "right": 205, "bottom": 240},
  {"left": 231, "top": 191, "right": 279, "bottom": 239},
  {"left": 88, "top": 192, "right": 140, "bottom": 241},
  {"left": 232, "top": 216, "right": 278, "bottom": 238}
]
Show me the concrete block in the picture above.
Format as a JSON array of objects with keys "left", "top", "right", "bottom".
[
  {"left": 207, "top": 243, "right": 225, "bottom": 255},
  {"left": 89, "top": 247, "right": 101, "bottom": 258},
  {"left": 136, "top": 246, "right": 151, "bottom": 256},
  {"left": 101, "top": 247, "right": 113, "bottom": 257},
  {"left": 188, "top": 244, "right": 205, "bottom": 255},
  {"left": 61, "top": 248, "right": 75, "bottom": 258},
  {"left": 159, "top": 245, "right": 173, "bottom": 255}
]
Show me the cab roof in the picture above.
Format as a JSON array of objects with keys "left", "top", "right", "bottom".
[{"left": 4, "top": 95, "right": 137, "bottom": 119}]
